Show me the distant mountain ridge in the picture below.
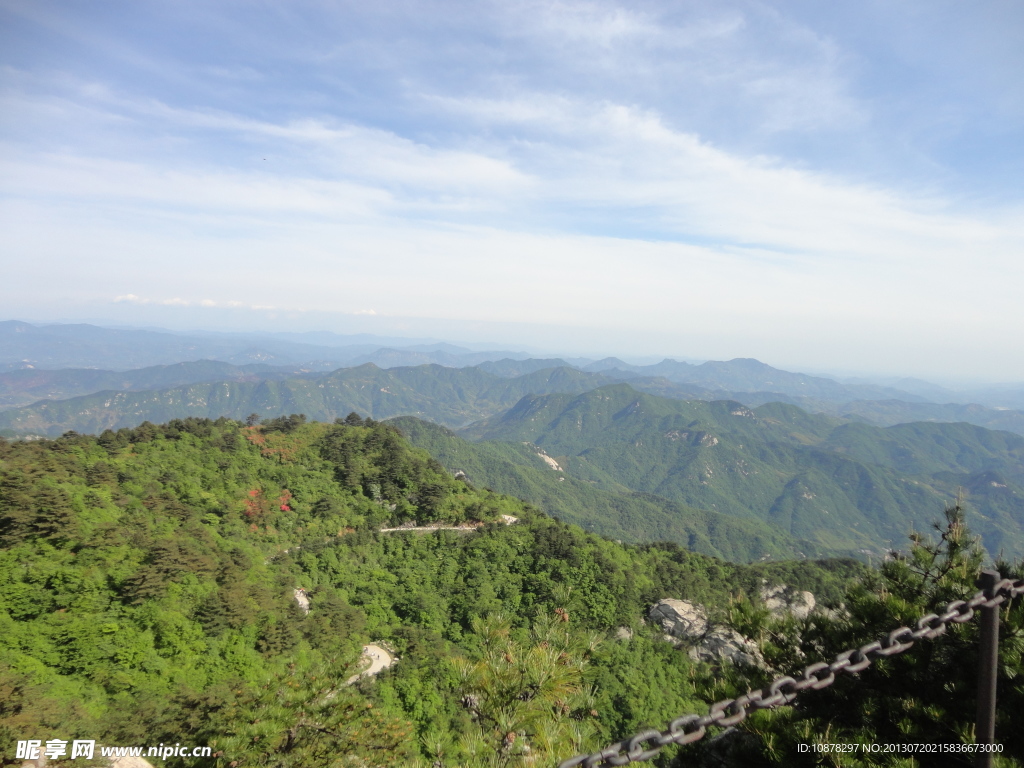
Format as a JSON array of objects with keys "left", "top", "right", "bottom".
[
  {"left": 4, "top": 353, "right": 1024, "bottom": 441},
  {"left": 5, "top": 321, "right": 1024, "bottom": 439},
  {"left": 0, "top": 320, "right": 356, "bottom": 370},
  {"left": 4, "top": 351, "right": 1024, "bottom": 558},
  {"left": 0, "top": 359, "right": 307, "bottom": 409},
  {"left": 588, "top": 356, "right": 930, "bottom": 403},
  {"left": 0, "top": 363, "right": 615, "bottom": 435},
  {"left": 457, "top": 384, "right": 1024, "bottom": 559},
  {"left": 0, "top": 320, "right": 534, "bottom": 372}
]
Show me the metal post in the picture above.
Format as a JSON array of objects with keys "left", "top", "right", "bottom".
[{"left": 975, "top": 570, "right": 1000, "bottom": 768}]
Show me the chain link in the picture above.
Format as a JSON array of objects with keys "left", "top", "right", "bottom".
[{"left": 557, "top": 577, "right": 1024, "bottom": 768}]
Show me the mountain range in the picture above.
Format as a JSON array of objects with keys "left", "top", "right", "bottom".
[
  {"left": 387, "top": 415, "right": 806, "bottom": 562},
  {"left": 4, "top": 354, "right": 1024, "bottom": 439},
  {"left": 0, "top": 364, "right": 613, "bottom": 435},
  {"left": 0, "top": 320, "right": 533, "bottom": 372},
  {"left": 4, "top": 320, "right": 1024, "bottom": 561},
  {"left": 449, "top": 384, "right": 1024, "bottom": 559}
]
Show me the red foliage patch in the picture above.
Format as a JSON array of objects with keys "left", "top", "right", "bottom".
[{"left": 243, "top": 488, "right": 271, "bottom": 520}]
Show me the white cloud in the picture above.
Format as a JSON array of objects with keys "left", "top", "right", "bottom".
[
  {"left": 479, "top": 0, "right": 863, "bottom": 135},
  {"left": 5, "top": 83, "right": 1022, "bottom": 310},
  {"left": 515, "top": 0, "right": 663, "bottom": 45},
  {"left": 9, "top": 81, "right": 1018, "bottom": 274},
  {"left": 3, "top": 0, "right": 1023, "bottom": 378},
  {"left": 112, "top": 294, "right": 279, "bottom": 311},
  {"left": 137, "top": 106, "right": 528, "bottom": 193},
  {"left": 113, "top": 294, "right": 192, "bottom": 306}
]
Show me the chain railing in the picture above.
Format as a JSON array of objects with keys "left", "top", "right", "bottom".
[{"left": 558, "top": 573, "right": 1024, "bottom": 768}]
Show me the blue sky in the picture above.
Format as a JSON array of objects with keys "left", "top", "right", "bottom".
[{"left": 1, "top": 0, "right": 1022, "bottom": 379}]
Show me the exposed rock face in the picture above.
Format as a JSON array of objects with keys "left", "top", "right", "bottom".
[
  {"left": 648, "top": 599, "right": 764, "bottom": 667},
  {"left": 107, "top": 757, "right": 156, "bottom": 768},
  {"left": 535, "top": 449, "right": 563, "bottom": 472},
  {"left": 21, "top": 751, "right": 159, "bottom": 768},
  {"left": 648, "top": 599, "right": 708, "bottom": 640},
  {"left": 293, "top": 587, "right": 310, "bottom": 614},
  {"left": 760, "top": 584, "right": 815, "bottom": 619},
  {"left": 688, "top": 627, "right": 763, "bottom": 667}
]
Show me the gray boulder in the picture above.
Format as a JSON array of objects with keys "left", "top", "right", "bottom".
[
  {"left": 760, "top": 584, "right": 815, "bottom": 619},
  {"left": 688, "top": 627, "right": 764, "bottom": 667},
  {"left": 649, "top": 598, "right": 764, "bottom": 668},
  {"left": 648, "top": 599, "right": 708, "bottom": 640}
]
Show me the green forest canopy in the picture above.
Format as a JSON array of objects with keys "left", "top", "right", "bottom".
[{"left": 1, "top": 416, "right": 1021, "bottom": 767}]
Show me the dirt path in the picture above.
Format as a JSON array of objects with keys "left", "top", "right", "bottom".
[
  {"left": 345, "top": 644, "right": 395, "bottom": 684},
  {"left": 378, "top": 525, "right": 480, "bottom": 532},
  {"left": 379, "top": 516, "right": 518, "bottom": 533}
]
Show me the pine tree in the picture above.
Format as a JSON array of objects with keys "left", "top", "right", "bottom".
[
  {"left": 195, "top": 657, "right": 416, "bottom": 768},
  {"left": 448, "top": 607, "right": 604, "bottom": 766},
  {"left": 733, "top": 503, "right": 1024, "bottom": 766}
]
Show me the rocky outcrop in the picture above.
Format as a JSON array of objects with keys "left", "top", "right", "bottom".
[
  {"left": 18, "top": 751, "right": 156, "bottom": 768},
  {"left": 107, "top": 757, "right": 156, "bottom": 768},
  {"left": 648, "top": 599, "right": 764, "bottom": 668},
  {"left": 293, "top": 587, "right": 310, "bottom": 614},
  {"left": 689, "top": 627, "right": 763, "bottom": 667},
  {"left": 613, "top": 626, "right": 634, "bottom": 641},
  {"left": 535, "top": 448, "right": 563, "bottom": 472},
  {"left": 649, "top": 598, "right": 708, "bottom": 639},
  {"left": 759, "top": 583, "right": 815, "bottom": 619}
]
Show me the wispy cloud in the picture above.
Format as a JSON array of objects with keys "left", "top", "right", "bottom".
[
  {"left": 2, "top": 0, "right": 1023, "bottom": 377},
  {"left": 113, "top": 294, "right": 274, "bottom": 310},
  {"left": 5, "top": 80, "right": 1022, "bottom": 315},
  {"left": 6, "top": 80, "right": 1018, "bottom": 260}
]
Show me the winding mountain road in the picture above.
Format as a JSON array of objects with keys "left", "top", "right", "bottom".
[{"left": 345, "top": 644, "right": 396, "bottom": 684}]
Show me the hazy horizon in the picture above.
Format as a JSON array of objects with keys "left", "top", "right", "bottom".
[{"left": 4, "top": 315, "right": 1020, "bottom": 388}]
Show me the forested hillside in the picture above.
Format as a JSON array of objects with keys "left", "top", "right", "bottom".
[
  {"left": 2, "top": 417, "right": 1022, "bottom": 766},
  {"left": 389, "top": 416, "right": 812, "bottom": 562},
  {"left": 459, "top": 385, "right": 1024, "bottom": 559},
  {"left": 8, "top": 355, "right": 1024, "bottom": 442},
  {"left": 7, "top": 371, "right": 1024, "bottom": 561},
  {"left": 0, "top": 361, "right": 305, "bottom": 410},
  {"left": 0, "top": 364, "right": 610, "bottom": 436}
]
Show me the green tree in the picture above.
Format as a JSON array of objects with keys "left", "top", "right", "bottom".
[
  {"left": 194, "top": 657, "right": 416, "bottom": 768},
  {"left": 731, "top": 503, "right": 1024, "bottom": 767},
  {"left": 447, "top": 608, "right": 603, "bottom": 766}
]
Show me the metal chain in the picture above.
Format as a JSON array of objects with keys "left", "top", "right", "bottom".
[{"left": 558, "top": 577, "right": 1024, "bottom": 768}]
